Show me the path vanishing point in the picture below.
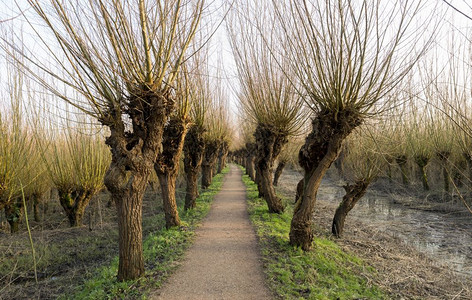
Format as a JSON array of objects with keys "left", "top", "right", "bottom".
[{"left": 151, "top": 164, "right": 274, "bottom": 300}]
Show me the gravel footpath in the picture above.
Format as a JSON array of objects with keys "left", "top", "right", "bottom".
[{"left": 150, "top": 164, "right": 274, "bottom": 300}]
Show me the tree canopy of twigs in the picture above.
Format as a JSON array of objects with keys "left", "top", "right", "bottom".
[{"left": 7, "top": 0, "right": 207, "bottom": 281}]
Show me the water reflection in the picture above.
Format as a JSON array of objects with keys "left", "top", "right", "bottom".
[{"left": 319, "top": 179, "right": 472, "bottom": 276}]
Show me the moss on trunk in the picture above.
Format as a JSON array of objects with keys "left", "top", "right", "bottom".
[
  {"left": 58, "top": 188, "right": 96, "bottom": 227},
  {"left": 5, "top": 200, "right": 24, "bottom": 233}
]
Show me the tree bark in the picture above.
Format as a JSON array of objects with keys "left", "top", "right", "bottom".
[
  {"left": 254, "top": 124, "right": 287, "bottom": 213},
  {"left": 245, "top": 143, "right": 256, "bottom": 181},
  {"left": 184, "top": 168, "right": 199, "bottom": 210},
  {"left": 32, "top": 193, "right": 43, "bottom": 222},
  {"left": 58, "top": 189, "right": 95, "bottom": 227},
  {"left": 290, "top": 110, "right": 361, "bottom": 250},
  {"left": 395, "top": 155, "right": 409, "bottom": 185},
  {"left": 217, "top": 141, "right": 229, "bottom": 174},
  {"left": 437, "top": 151, "right": 450, "bottom": 193},
  {"left": 332, "top": 180, "right": 369, "bottom": 238},
  {"left": 155, "top": 118, "right": 187, "bottom": 228},
  {"left": 111, "top": 177, "right": 147, "bottom": 282},
  {"left": 103, "top": 87, "right": 172, "bottom": 281},
  {"left": 414, "top": 155, "right": 430, "bottom": 191},
  {"left": 273, "top": 160, "right": 286, "bottom": 186},
  {"left": 157, "top": 172, "right": 180, "bottom": 228},
  {"left": 464, "top": 153, "right": 472, "bottom": 184},
  {"left": 184, "top": 125, "right": 205, "bottom": 210},
  {"left": 201, "top": 140, "right": 220, "bottom": 189},
  {"left": 5, "top": 200, "right": 23, "bottom": 233}
]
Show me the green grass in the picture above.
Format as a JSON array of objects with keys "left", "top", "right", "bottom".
[
  {"left": 240, "top": 167, "right": 388, "bottom": 299},
  {"left": 66, "top": 167, "right": 229, "bottom": 300}
]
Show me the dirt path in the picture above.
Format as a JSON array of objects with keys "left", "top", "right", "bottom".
[{"left": 151, "top": 165, "right": 273, "bottom": 300}]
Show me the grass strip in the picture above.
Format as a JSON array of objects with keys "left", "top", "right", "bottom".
[
  {"left": 240, "top": 168, "right": 388, "bottom": 299},
  {"left": 66, "top": 167, "right": 229, "bottom": 300}
]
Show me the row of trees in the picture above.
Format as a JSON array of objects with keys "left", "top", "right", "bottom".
[
  {"left": 3, "top": 0, "right": 470, "bottom": 283},
  {"left": 228, "top": 0, "right": 438, "bottom": 251},
  {"left": 1, "top": 0, "right": 234, "bottom": 281},
  {"left": 0, "top": 60, "right": 232, "bottom": 232}
]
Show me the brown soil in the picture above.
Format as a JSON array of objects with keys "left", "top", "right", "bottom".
[
  {"left": 277, "top": 168, "right": 472, "bottom": 299},
  {"left": 150, "top": 165, "right": 273, "bottom": 300}
]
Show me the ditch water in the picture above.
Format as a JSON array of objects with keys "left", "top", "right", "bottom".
[{"left": 319, "top": 180, "right": 472, "bottom": 277}]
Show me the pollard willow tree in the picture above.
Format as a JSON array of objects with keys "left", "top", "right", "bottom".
[
  {"left": 183, "top": 60, "right": 210, "bottom": 210},
  {"left": 39, "top": 125, "right": 110, "bottom": 227},
  {"left": 201, "top": 100, "right": 232, "bottom": 189},
  {"left": 331, "top": 127, "right": 385, "bottom": 237},
  {"left": 154, "top": 69, "right": 192, "bottom": 228},
  {"left": 13, "top": 0, "right": 205, "bottom": 280},
  {"left": 272, "top": 0, "right": 436, "bottom": 250},
  {"left": 228, "top": 4, "right": 306, "bottom": 213}
]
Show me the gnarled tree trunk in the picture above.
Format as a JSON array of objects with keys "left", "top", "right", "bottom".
[
  {"left": 332, "top": 180, "right": 369, "bottom": 238},
  {"left": 273, "top": 160, "right": 286, "bottom": 186},
  {"left": 5, "top": 200, "right": 24, "bottom": 233},
  {"left": 395, "top": 155, "right": 409, "bottom": 185},
  {"left": 245, "top": 143, "right": 256, "bottom": 181},
  {"left": 32, "top": 192, "right": 43, "bottom": 222},
  {"left": 290, "top": 110, "right": 360, "bottom": 250},
  {"left": 155, "top": 118, "right": 188, "bottom": 228},
  {"left": 183, "top": 125, "right": 205, "bottom": 210},
  {"left": 201, "top": 140, "right": 220, "bottom": 189},
  {"left": 414, "top": 155, "right": 430, "bottom": 191},
  {"left": 217, "top": 141, "right": 229, "bottom": 174},
  {"left": 58, "top": 189, "right": 96, "bottom": 227},
  {"left": 254, "top": 124, "right": 287, "bottom": 213},
  {"left": 437, "top": 151, "right": 451, "bottom": 193},
  {"left": 103, "top": 88, "right": 171, "bottom": 281}
]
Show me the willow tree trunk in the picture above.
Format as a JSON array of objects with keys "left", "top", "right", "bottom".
[
  {"left": 58, "top": 189, "right": 95, "bottom": 227},
  {"left": 254, "top": 124, "right": 287, "bottom": 213},
  {"left": 437, "top": 151, "right": 450, "bottom": 193},
  {"left": 332, "top": 180, "right": 369, "bottom": 238},
  {"left": 108, "top": 174, "right": 148, "bottom": 282},
  {"left": 5, "top": 200, "right": 23, "bottom": 233},
  {"left": 183, "top": 125, "right": 205, "bottom": 210},
  {"left": 201, "top": 140, "right": 220, "bottom": 189},
  {"left": 290, "top": 111, "right": 361, "bottom": 250},
  {"left": 103, "top": 87, "right": 171, "bottom": 281},
  {"left": 273, "top": 160, "right": 286, "bottom": 186},
  {"left": 395, "top": 155, "right": 409, "bottom": 185},
  {"left": 217, "top": 142, "right": 229, "bottom": 174},
  {"left": 157, "top": 172, "right": 180, "bottom": 228},
  {"left": 414, "top": 155, "right": 430, "bottom": 191},
  {"left": 245, "top": 143, "right": 256, "bottom": 181},
  {"left": 155, "top": 118, "right": 187, "bottom": 228},
  {"left": 453, "top": 159, "right": 466, "bottom": 188},
  {"left": 33, "top": 197, "right": 41, "bottom": 222}
]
